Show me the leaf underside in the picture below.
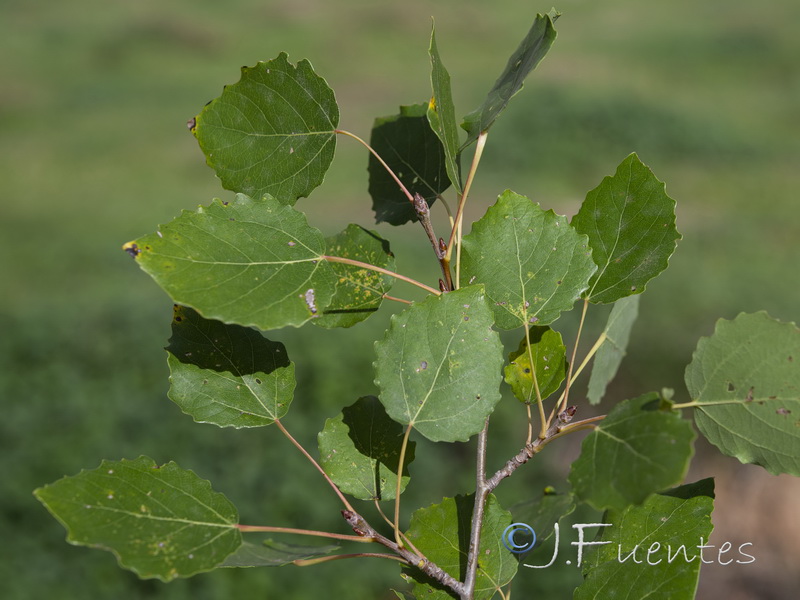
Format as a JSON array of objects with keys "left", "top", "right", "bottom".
[
  {"left": 569, "top": 392, "right": 696, "bottom": 512},
  {"left": 34, "top": 456, "right": 241, "bottom": 581},
  {"left": 685, "top": 311, "right": 800, "bottom": 476},
  {"left": 575, "top": 479, "right": 715, "bottom": 600},
  {"left": 221, "top": 540, "right": 339, "bottom": 568},
  {"left": 587, "top": 295, "right": 640, "bottom": 405},
  {"left": 125, "top": 193, "right": 337, "bottom": 331}
]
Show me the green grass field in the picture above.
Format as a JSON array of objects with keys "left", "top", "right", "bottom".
[{"left": 2, "top": 0, "right": 798, "bottom": 598}]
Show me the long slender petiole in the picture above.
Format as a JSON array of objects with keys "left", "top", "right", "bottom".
[
  {"left": 275, "top": 419, "right": 355, "bottom": 513},
  {"left": 323, "top": 255, "right": 441, "bottom": 296},
  {"left": 393, "top": 423, "right": 414, "bottom": 548},
  {"left": 335, "top": 129, "right": 414, "bottom": 203}
]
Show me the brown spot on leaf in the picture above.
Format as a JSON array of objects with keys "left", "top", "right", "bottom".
[{"left": 776, "top": 408, "right": 790, "bottom": 416}]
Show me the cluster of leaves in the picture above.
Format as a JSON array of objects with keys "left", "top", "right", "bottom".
[{"left": 35, "top": 9, "right": 799, "bottom": 600}]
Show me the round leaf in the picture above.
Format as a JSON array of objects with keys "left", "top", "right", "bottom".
[
  {"left": 124, "top": 194, "right": 336, "bottom": 331},
  {"left": 318, "top": 396, "right": 415, "bottom": 501},
  {"left": 575, "top": 479, "right": 715, "bottom": 600},
  {"left": 192, "top": 53, "right": 339, "bottom": 204},
  {"left": 685, "top": 312, "right": 800, "bottom": 476},
  {"left": 572, "top": 153, "right": 681, "bottom": 304},
  {"left": 167, "top": 305, "right": 295, "bottom": 428},
  {"left": 373, "top": 286, "right": 503, "bottom": 442},
  {"left": 34, "top": 457, "right": 241, "bottom": 581},
  {"left": 569, "top": 393, "right": 696, "bottom": 512},
  {"left": 461, "top": 190, "right": 596, "bottom": 330}
]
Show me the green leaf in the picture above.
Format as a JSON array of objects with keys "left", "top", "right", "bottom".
[
  {"left": 124, "top": 193, "right": 337, "bottom": 331},
  {"left": 509, "top": 488, "right": 575, "bottom": 545},
  {"left": 318, "top": 396, "right": 415, "bottom": 501},
  {"left": 569, "top": 393, "right": 696, "bottom": 512},
  {"left": 572, "top": 153, "right": 681, "bottom": 304},
  {"left": 460, "top": 190, "right": 597, "bottom": 330},
  {"left": 373, "top": 286, "right": 504, "bottom": 442},
  {"left": 221, "top": 540, "right": 339, "bottom": 568},
  {"left": 166, "top": 305, "right": 294, "bottom": 428},
  {"left": 404, "top": 495, "right": 517, "bottom": 600},
  {"left": 191, "top": 53, "right": 338, "bottom": 204},
  {"left": 427, "top": 24, "right": 462, "bottom": 193},
  {"left": 34, "top": 457, "right": 240, "bottom": 582},
  {"left": 685, "top": 312, "right": 800, "bottom": 476},
  {"left": 587, "top": 295, "right": 640, "bottom": 405},
  {"left": 504, "top": 326, "right": 567, "bottom": 403},
  {"left": 368, "top": 104, "right": 451, "bottom": 225},
  {"left": 314, "top": 225, "right": 395, "bottom": 329},
  {"left": 575, "top": 479, "right": 715, "bottom": 600},
  {"left": 461, "top": 10, "right": 558, "bottom": 147}
]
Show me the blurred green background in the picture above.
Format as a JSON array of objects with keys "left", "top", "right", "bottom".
[{"left": 2, "top": 0, "right": 798, "bottom": 598}]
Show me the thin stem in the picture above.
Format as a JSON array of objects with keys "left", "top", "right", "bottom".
[
  {"left": 446, "top": 131, "right": 488, "bottom": 260},
  {"left": 525, "top": 402, "right": 534, "bottom": 446},
  {"left": 274, "top": 419, "right": 355, "bottom": 513},
  {"left": 557, "top": 298, "right": 590, "bottom": 419},
  {"left": 382, "top": 293, "right": 413, "bottom": 305},
  {"left": 323, "top": 255, "right": 441, "bottom": 296},
  {"left": 393, "top": 423, "right": 415, "bottom": 548},
  {"left": 414, "top": 193, "right": 454, "bottom": 291},
  {"left": 523, "top": 324, "right": 548, "bottom": 440},
  {"left": 462, "top": 419, "right": 490, "bottom": 600},
  {"left": 670, "top": 399, "right": 751, "bottom": 410},
  {"left": 374, "top": 498, "right": 425, "bottom": 558},
  {"left": 294, "top": 552, "right": 406, "bottom": 566},
  {"left": 235, "top": 524, "right": 372, "bottom": 543},
  {"left": 485, "top": 413, "right": 604, "bottom": 494},
  {"left": 336, "top": 129, "right": 413, "bottom": 203}
]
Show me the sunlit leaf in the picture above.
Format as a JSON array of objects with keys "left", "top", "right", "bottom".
[
  {"left": 461, "top": 10, "right": 558, "bottom": 147},
  {"left": 427, "top": 24, "right": 462, "bottom": 193},
  {"left": 575, "top": 479, "right": 715, "bottom": 600},
  {"left": 373, "top": 286, "right": 503, "bottom": 442},
  {"left": 403, "top": 495, "right": 517, "bottom": 600},
  {"left": 504, "top": 326, "right": 567, "bottom": 403},
  {"left": 34, "top": 457, "right": 240, "bottom": 581},
  {"left": 314, "top": 225, "right": 395, "bottom": 329},
  {"left": 192, "top": 53, "right": 338, "bottom": 204},
  {"left": 318, "top": 396, "right": 414, "bottom": 501},
  {"left": 569, "top": 393, "right": 696, "bottom": 512},
  {"left": 460, "top": 190, "right": 596, "bottom": 330},
  {"left": 685, "top": 312, "right": 800, "bottom": 476},
  {"left": 166, "top": 305, "right": 294, "bottom": 428},
  {"left": 587, "top": 295, "right": 640, "bottom": 405},
  {"left": 572, "top": 153, "right": 681, "bottom": 304},
  {"left": 124, "top": 193, "right": 336, "bottom": 331},
  {"left": 368, "top": 104, "right": 450, "bottom": 225}
]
